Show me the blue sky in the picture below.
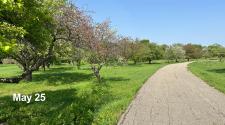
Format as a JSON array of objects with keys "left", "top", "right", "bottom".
[{"left": 74, "top": 0, "right": 225, "bottom": 46}]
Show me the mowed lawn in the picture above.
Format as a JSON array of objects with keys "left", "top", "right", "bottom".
[
  {"left": 189, "top": 61, "right": 225, "bottom": 94},
  {"left": 0, "top": 63, "right": 166, "bottom": 125}
]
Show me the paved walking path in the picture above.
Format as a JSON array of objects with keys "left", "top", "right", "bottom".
[{"left": 118, "top": 62, "right": 225, "bottom": 125}]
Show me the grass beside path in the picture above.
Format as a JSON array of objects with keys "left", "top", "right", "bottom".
[
  {"left": 188, "top": 61, "right": 225, "bottom": 94},
  {"left": 0, "top": 63, "right": 166, "bottom": 125}
]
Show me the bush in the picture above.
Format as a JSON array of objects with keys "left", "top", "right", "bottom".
[{"left": 2, "top": 58, "right": 16, "bottom": 64}]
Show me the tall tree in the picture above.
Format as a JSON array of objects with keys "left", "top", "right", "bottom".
[
  {"left": 142, "top": 40, "right": 163, "bottom": 64},
  {"left": 129, "top": 39, "right": 147, "bottom": 64},
  {"left": 183, "top": 43, "right": 203, "bottom": 61}
]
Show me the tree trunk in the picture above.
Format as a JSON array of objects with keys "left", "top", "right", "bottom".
[
  {"left": 91, "top": 64, "right": 103, "bottom": 83},
  {"left": 77, "top": 59, "right": 81, "bottom": 70},
  {"left": 47, "top": 63, "right": 50, "bottom": 68},
  {"left": 149, "top": 59, "right": 152, "bottom": 64},
  {"left": 175, "top": 58, "right": 178, "bottom": 62},
  {"left": 219, "top": 57, "right": 222, "bottom": 62},
  {"left": 42, "top": 62, "right": 46, "bottom": 71},
  {"left": 187, "top": 58, "right": 190, "bottom": 62},
  {"left": 94, "top": 71, "right": 101, "bottom": 82},
  {"left": 22, "top": 70, "right": 32, "bottom": 81},
  {"left": 93, "top": 67, "right": 101, "bottom": 82}
]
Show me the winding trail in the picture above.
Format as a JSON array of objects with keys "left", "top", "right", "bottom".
[{"left": 118, "top": 62, "right": 225, "bottom": 125}]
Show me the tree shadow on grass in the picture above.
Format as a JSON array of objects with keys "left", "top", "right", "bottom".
[
  {"left": 207, "top": 68, "right": 225, "bottom": 74},
  {"left": 39, "top": 67, "right": 77, "bottom": 73},
  {"left": 33, "top": 67, "right": 130, "bottom": 85},
  {"left": 32, "top": 67, "right": 93, "bottom": 85},
  {"left": 0, "top": 84, "right": 112, "bottom": 125},
  {"left": 127, "top": 63, "right": 144, "bottom": 67},
  {"left": 144, "top": 62, "right": 161, "bottom": 64},
  {"left": 33, "top": 72, "right": 93, "bottom": 85},
  {"left": 102, "top": 77, "right": 130, "bottom": 82}
]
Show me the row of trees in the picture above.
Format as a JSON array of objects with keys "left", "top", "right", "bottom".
[
  {"left": 163, "top": 43, "right": 225, "bottom": 62},
  {"left": 0, "top": 0, "right": 225, "bottom": 82}
]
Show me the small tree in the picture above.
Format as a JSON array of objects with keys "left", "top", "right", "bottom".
[
  {"left": 165, "top": 46, "right": 174, "bottom": 62},
  {"left": 84, "top": 20, "right": 117, "bottom": 82},
  {"left": 144, "top": 41, "right": 163, "bottom": 64},
  {"left": 173, "top": 45, "right": 185, "bottom": 62},
  {"left": 165, "top": 45, "right": 185, "bottom": 62}
]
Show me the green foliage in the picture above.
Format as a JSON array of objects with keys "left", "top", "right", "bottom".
[
  {"left": 131, "top": 39, "right": 164, "bottom": 64},
  {"left": 146, "top": 42, "right": 163, "bottom": 63},
  {"left": 207, "top": 44, "right": 224, "bottom": 57},
  {"left": 139, "top": 39, "right": 150, "bottom": 44},
  {"left": 0, "top": 0, "right": 67, "bottom": 81},
  {"left": 54, "top": 40, "right": 73, "bottom": 63},
  {"left": 183, "top": 43, "right": 203, "bottom": 59},
  {"left": 0, "top": 0, "right": 25, "bottom": 54},
  {"left": 129, "top": 41, "right": 147, "bottom": 64},
  {"left": 165, "top": 45, "right": 185, "bottom": 62},
  {"left": 0, "top": 22, "right": 26, "bottom": 39},
  {"left": 0, "top": 18, "right": 26, "bottom": 56},
  {"left": 0, "top": 0, "right": 23, "bottom": 11}
]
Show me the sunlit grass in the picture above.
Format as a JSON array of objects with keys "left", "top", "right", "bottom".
[
  {"left": 188, "top": 60, "right": 225, "bottom": 94},
  {"left": 0, "top": 62, "right": 166, "bottom": 125}
]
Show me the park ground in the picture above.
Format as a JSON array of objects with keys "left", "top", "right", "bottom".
[
  {"left": 0, "top": 62, "right": 166, "bottom": 125},
  {"left": 0, "top": 60, "right": 225, "bottom": 125},
  {"left": 188, "top": 60, "right": 225, "bottom": 94}
]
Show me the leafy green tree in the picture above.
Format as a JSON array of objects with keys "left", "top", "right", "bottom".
[
  {"left": 147, "top": 43, "right": 162, "bottom": 63},
  {"left": 207, "top": 44, "right": 225, "bottom": 61},
  {"left": 71, "top": 47, "right": 85, "bottom": 69},
  {"left": 129, "top": 40, "right": 147, "bottom": 64},
  {"left": 139, "top": 40, "right": 164, "bottom": 64},
  {"left": 217, "top": 46, "right": 225, "bottom": 61},
  {"left": 165, "top": 45, "right": 185, "bottom": 62},
  {"left": 0, "top": 0, "right": 65, "bottom": 81},
  {"left": 183, "top": 43, "right": 203, "bottom": 61},
  {"left": 53, "top": 40, "right": 73, "bottom": 64},
  {"left": 202, "top": 46, "right": 211, "bottom": 59}
]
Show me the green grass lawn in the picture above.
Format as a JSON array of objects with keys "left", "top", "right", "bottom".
[
  {"left": 188, "top": 60, "right": 225, "bottom": 94},
  {"left": 0, "top": 64, "right": 22, "bottom": 78},
  {"left": 0, "top": 62, "right": 166, "bottom": 125}
]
